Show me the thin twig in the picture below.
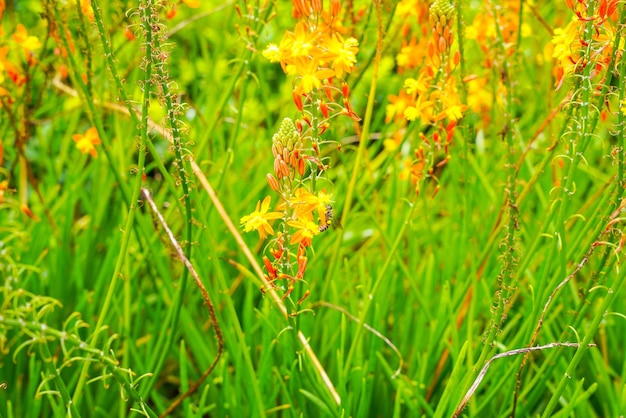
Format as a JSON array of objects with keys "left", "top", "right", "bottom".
[
  {"left": 452, "top": 342, "right": 595, "bottom": 418},
  {"left": 510, "top": 198, "right": 626, "bottom": 415},
  {"left": 140, "top": 188, "right": 224, "bottom": 418}
]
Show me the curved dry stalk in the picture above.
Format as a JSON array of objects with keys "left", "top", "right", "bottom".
[
  {"left": 452, "top": 342, "right": 595, "bottom": 418},
  {"left": 140, "top": 188, "right": 224, "bottom": 418}
]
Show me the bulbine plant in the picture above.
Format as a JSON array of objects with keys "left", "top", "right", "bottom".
[{"left": 241, "top": 0, "right": 360, "bottom": 311}]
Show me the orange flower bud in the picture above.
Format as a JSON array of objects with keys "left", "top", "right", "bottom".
[
  {"left": 320, "top": 101, "right": 329, "bottom": 119},
  {"left": 274, "top": 156, "right": 283, "bottom": 178},
  {"left": 298, "top": 157, "right": 306, "bottom": 176},
  {"left": 124, "top": 28, "right": 136, "bottom": 41},
  {"left": 438, "top": 36, "right": 447, "bottom": 53},
  {"left": 283, "top": 147, "right": 290, "bottom": 164},
  {"left": 279, "top": 158, "right": 290, "bottom": 177},
  {"left": 266, "top": 173, "right": 279, "bottom": 191},
  {"left": 454, "top": 50, "right": 460, "bottom": 66},
  {"left": 292, "top": 0, "right": 310, "bottom": 17},
  {"left": 296, "top": 119, "right": 303, "bottom": 133},
  {"left": 166, "top": 7, "right": 177, "bottom": 19},
  {"left": 341, "top": 82, "right": 349, "bottom": 97},
  {"left": 293, "top": 92, "right": 303, "bottom": 111},
  {"left": 446, "top": 120, "right": 457, "bottom": 143},
  {"left": 264, "top": 256, "right": 277, "bottom": 279},
  {"left": 324, "top": 84, "right": 333, "bottom": 101},
  {"left": 290, "top": 152, "right": 298, "bottom": 167},
  {"left": 428, "top": 40, "right": 436, "bottom": 57},
  {"left": 312, "top": 0, "right": 322, "bottom": 13},
  {"left": 296, "top": 256, "right": 308, "bottom": 279},
  {"left": 330, "top": 0, "right": 341, "bottom": 17}
]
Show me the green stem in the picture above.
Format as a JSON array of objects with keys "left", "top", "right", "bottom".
[
  {"left": 322, "top": 0, "right": 384, "bottom": 297},
  {"left": 343, "top": 198, "right": 417, "bottom": 376},
  {"left": 39, "top": 342, "right": 82, "bottom": 418},
  {"left": 71, "top": 0, "right": 154, "bottom": 407},
  {"left": 540, "top": 266, "right": 626, "bottom": 417}
]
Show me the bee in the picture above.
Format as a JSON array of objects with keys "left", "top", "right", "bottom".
[{"left": 319, "top": 204, "right": 333, "bottom": 232}]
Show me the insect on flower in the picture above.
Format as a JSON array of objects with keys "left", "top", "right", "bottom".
[{"left": 319, "top": 204, "right": 333, "bottom": 232}]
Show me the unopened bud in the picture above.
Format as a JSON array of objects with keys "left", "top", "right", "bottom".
[
  {"left": 330, "top": 0, "right": 340, "bottom": 17},
  {"left": 320, "top": 101, "right": 329, "bottom": 118},
  {"left": 266, "top": 173, "right": 279, "bottom": 191}
]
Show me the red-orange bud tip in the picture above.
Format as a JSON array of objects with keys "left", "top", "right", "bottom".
[
  {"left": 330, "top": 0, "right": 341, "bottom": 17},
  {"left": 324, "top": 85, "right": 333, "bottom": 101},
  {"left": 293, "top": 92, "right": 303, "bottom": 111},
  {"left": 320, "top": 101, "right": 329, "bottom": 119},
  {"left": 341, "top": 82, "right": 349, "bottom": 97},
  {"left": 166, "top": 8, "right": 177, "bottom": 19},
  {"left": 298, "top": 158, "right": 306, "bottom": 176}
]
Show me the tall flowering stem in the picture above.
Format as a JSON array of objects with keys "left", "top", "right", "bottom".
[
  {"left": 387, "top": 0, "right": 465, "bottom": 195},
  {"left": 241, "top": 0, "right": 360, "bottom": 310}
]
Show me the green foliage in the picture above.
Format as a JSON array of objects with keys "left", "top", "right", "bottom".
[{"left": 1, "top": 1, "right": 625, "bottom": 417}]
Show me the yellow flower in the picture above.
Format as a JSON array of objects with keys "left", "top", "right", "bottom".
[
  {"left": 72, "top": 127, "right": 101, "bottom": 157},
  {"left": 12, "top": 24, "right": 41, "bottom": 52},
  {"left": 404, "top": 71, "right": 430, "bottom": 96},
  {"left": 290, "top": 188, "right": 318, "bottom": 221},
  {"left": 551, "top": 18, "right": 580, "bottom": 76},
  {"left": 287, "top": 219, "right": 320, "bottom": 246},
  {"left": 285, "top": 21, "right": 317, "bottom": 59},
  {"left": 240, "top": 196, "right": 283, "bottom": 240},
  {"left": 321, "top": 33, "right": 359, "bottom": 78},
  {"left": 444, "top": 105, "right": 464, "bottom": 121},
  {"left": 315, "top": 190, "right": 333, "bottom": 225},
  {"left": 80, "top": 0, "right": 95, "bottom": 21},
  {"left": 262, "top": 43, "right": 281, "bottom": 63},
  {"left": 404, "top": 96, "right": 434, "bottom": 123},
  {"left": 289, "top": 58, "right": 334, "bottom": 94},
  {"left": 386, "top": 90, "right": 412, "bottom": 123}
]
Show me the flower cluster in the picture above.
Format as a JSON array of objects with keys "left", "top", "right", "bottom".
[
  {"left": 464, "top": 0, "right": 528, "bottom": 126},
  {"left": 262, "top": 0, "right": 358, "bottom": 94},
  {"left": 241, "top": 118, "right": 334, "bottom": 304},
  {"left": 241, "top": 0, "right": 359, "bottom": 307},
  {"left": 0, "top": 23, "right": 41, "bottom": 96},
  {"left": 551, "top": 0, "right": 619, "bottom": 90},
  {"left": 386, "top": 0, "right": 465, "bottom": 195}
]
